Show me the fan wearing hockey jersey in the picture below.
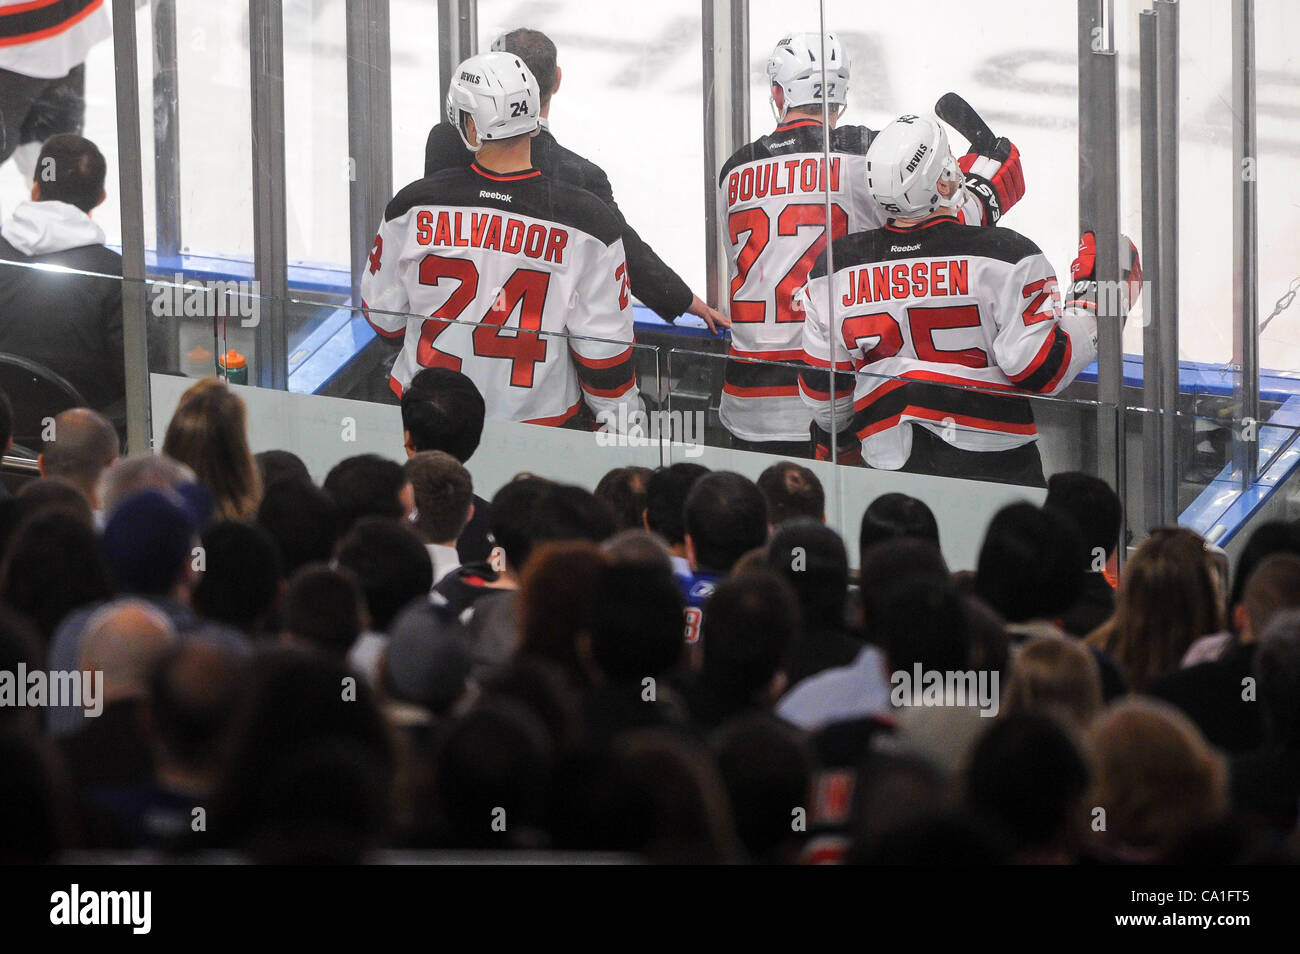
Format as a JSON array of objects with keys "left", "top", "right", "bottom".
[
  {"left": 425, "top": 28, "right": 729, "bottom": 334},
  {"left": 362, "top": 52, "right": 643, "bottom": 430},
  {"left": 717, "top": 34, "right": 1024, "bottom": 456},
  {"left": 799, "top": 114, "right": 1141, "bottom": 486}
]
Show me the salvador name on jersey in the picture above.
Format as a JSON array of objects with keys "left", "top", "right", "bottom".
[
  {"left": 798, "top": 217, "right": 1098, "bottom": 470},
  {"left": 362, "top": 162, "right": 643, "bottom": 428},
  {"left": 718, "top": 119, "right": 993, "bottom": 443}
]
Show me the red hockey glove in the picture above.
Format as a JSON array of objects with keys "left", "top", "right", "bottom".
[
  {"left": 1067, "top": 231, "right": 1143, "bottom": 320},
  {"left": 959, "top": 140, "right": 1025, "bottom": 224}
]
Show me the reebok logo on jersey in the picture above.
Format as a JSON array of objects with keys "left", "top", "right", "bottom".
[
  {"left": 769, "top": 138, "right": 796, "bottom": 148},
  {"left": 890, "top": 244, "right": 921, "bottom": 252},
  {"left": 479, "top": 190, "right": 512, "bottom": 202}
]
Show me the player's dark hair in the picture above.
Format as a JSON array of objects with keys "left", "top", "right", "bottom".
[
  {"left": 334, "top": 517, "right": 433, "bottom": 632},
  {"left": 975, "top": 503, "right": 1085, "bottom": 624},
  {"left": 191, "top": 520, "right": 283, "bottom": 635},
  {"left": 594, "top": 466, "right": 653, "bottom": 532},
  {"left": 966, "top": 713, "right": 1090, "bottom": 856},
  {"left": 684, "top": 471, "right": 768, "bottom": 574},
  {"left": 644, "top": 462, "right": 709, "bottom": 546},
  {"left": 323, "top": 454, "right": 408, "bottom": 531},
  {"left": 256, "top": 476, "right": 342, "bottom": 576},
  {"left": 765, "top": 519, "right": 848, "bottom": 626},
  {"left": 35, "top": 134, "right": 106, "bottom": 213},
  {"left": 497, "top": 28, "right": 559, "bottom": 103},
  {"left": 282, "top": 564, "right": 366, "bottom": 658},
  {"left": 859, "top": 492, "right": 940, "bottom": 560},
  {"left": 1044, "top": 472, "right": 1123, "bottom": 563},
  {"left": 757, "top": 461, "right": 824, "bottom": 527},
  {"left": 586, "top": 561, "right": 685, "bottom": 680},
  {"left": 701, "top": 569, "right": 798, "bottom": 708},
  {"left": 400, "top": 367, "right": 486, "bottom": 463}
]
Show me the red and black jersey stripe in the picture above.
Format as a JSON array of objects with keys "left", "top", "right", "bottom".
[
  {"left": 1008, "top": 325, "right": 1072, "bottom": 393},
  {"left": 850, "top": 379, "right": 1037, "bottom": 440},
  {"left": 0, "top": 0, "right": 101, "bottom": 46},
  {"left": 571, "top": 346, "right": 636, "bottom": 398},
  {"left": 798, "top": 364, "right": 853, "bottom": 401},
  {"left": 722, "top": 351, "right": 803, "bottom": 398}
]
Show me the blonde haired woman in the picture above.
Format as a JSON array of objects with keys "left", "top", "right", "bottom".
[{"left": 162, "top": 377, "right": 262, "bottom": 521}]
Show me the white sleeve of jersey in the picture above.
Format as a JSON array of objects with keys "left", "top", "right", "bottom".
[
  {"left": 798, "top": 278, "right": 854, "bottom": 431},
  {"left": 991, "top": 252, "right": 1096, "bottom": 396},
  {"left": 568, "top": 237, "right": 644, "bottom": 426},
  {"left": 358, "top": 215, "right": 410, "bottom": 340}
]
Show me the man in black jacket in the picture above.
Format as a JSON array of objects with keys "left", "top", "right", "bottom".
[
  {"left": 424, "top": 28, "right": 727, "bottom": 333},
  {"left": 0, "top": 134, "right": 123, "bottom": 420}
]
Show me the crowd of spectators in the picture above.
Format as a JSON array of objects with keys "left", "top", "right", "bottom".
[{"left": 1, "top": 368, "right": 1298, "bottom": 864}]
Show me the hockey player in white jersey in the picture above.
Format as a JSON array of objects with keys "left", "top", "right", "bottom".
[
  {"left": 363, "top": 52, "right": 643, "bottom": 429},
  {"left": 717, "top": 34, "right": 1025, "bottom": 456},
  {"left": 799, "top": 114, "right": 1141, "bottom": 486}
]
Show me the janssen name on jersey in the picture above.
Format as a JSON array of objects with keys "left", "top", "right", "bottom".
[
  {"left": 362, "top": 163, "right": 643, "bottom": 428},
  {"left": 717, "top": 120, "right": 993, "bottom": 444},
  {"left": 798, "top": 218, "right": 1099, "bottom": 470}
]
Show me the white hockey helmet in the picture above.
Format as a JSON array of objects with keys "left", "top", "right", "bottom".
[
  {"left": 445, "top": 51, "right": 540, "bottom": 152},
  {"left": 766, "top": 32, "right": 850, "bottom": 123},
  {"left": 865, "top": 114, "right": 966, "bottom": 219}
]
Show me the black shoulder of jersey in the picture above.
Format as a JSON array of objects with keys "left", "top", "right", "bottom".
[
  {"left": 384, "top": 168, "right": 624, "bottom": 246},
  {"left": 718, "top": 141, "right": 770, "bottom": 186},
  {"left": 810, "top": 221, "right": 1044, "bottom": 279},
  {"left": 831, "top": 123, "right": 876, "bottom": 155},
  {"left": 719, "top": 122, "right": 877, "bottom": 186}
]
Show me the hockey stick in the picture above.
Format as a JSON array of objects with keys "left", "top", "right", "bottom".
[{"left": 934, "top": 92, "right": 1011, "bottom": 161}]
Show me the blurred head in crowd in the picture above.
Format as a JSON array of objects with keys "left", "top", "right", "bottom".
[
  {"left": 859, "top": 492, "right": 940, "bottom": 562},
  {"left": 1255, "top": 609, "right": 1300, "bottom": 748},
  {"left": 975, "top": 502, "right": 1084, "bottom": 625},
  {"left": 0, "top": 610, "right": 44, "bottom": 734},
  {"left": 101, "top": 489, "right": 199, "bottom": 599},
  {"left": 323, "top": 454, "right": 413, "bottom": 532},
  {"left": 1224, "top": 520, "right": 1300, "bottom": 635},
  {"left": 594, "top": 465, "right": 653, "bottom": 532},
  {"left": 643, "top": 462, "right": 709, "bottom": 554},
  {"left": 614, "top": 729, "right": 744, "bottom": 864},
  {"left": 282, "top": 564, "right": 366, "bottom": 659},
  {"left": 404, "top": 450, "right": 473, "bottom": 546},
  {"left": 600, "top": 528, "right": 674, "bottom": 574},
  {"left": 401, "top": 367, "right": 485, "bottom": 462},
  {"left": 858, "top": 537, "right": 950, "bottom": 632},
  {"left": 191, "top": 520, "right": 283, "bottom": 637},
  {"left": 146, "top": 644, "right": 245, "bottom": 797},
  {"left": 712, "top": 715, "right": 813, "bottom": 864},
  {"left": 701, "top": 570, "right": 797, "bottom": 712},
  {"left": 99, "top": 453, "right": 195, "bottom": 518},
  {"left": 583, "top": 560, "right": 684, "bottom": 682},
  {"left": 877, "top": 579, "right": 970, "bottom": 676},
  {"left": 1044, "top": 471, "right": 1123, "bottom": 568},
  {"left": 14, "top": 476, "right": 94, "bottom": 528},
  {"left": 255, "top": 449, "right": 310, "bottom": 490},
  {"left": 33, "top": 134, "right": 106, "bottom": 212},
  {"left": 1084, "top": 698, "right": 1227, "bottom": 861},
  {"left": 37, "top": 408, "right": 118, "bottom": 509},
  {"left": 432, "top": 700, "right": 554, "bottom": 849},
  {"left": 1002, "top": 634, "right": 1103, "bottom": 729},
  {"left": 212, "top": 647, "right": 395, "bottom": 861},
  {"left": 757, "top": 461, "right": 824, "bottom": 527},
  {"left": 519, "top": 540, "right": 609, "bottom": 687},
  {"left": 1235, "top": 553, "right": 1300, "bottom": 644},
  {"left": 965, "top": 713, "right": 1090, "bottom": 863},
  {"left": 1089, "top": 527, "right": 1223, "bottom": 692},
  {"left": 684, "top": 471, "right": 768, "bottom": 575},
  {"left": 765, "top": 520, "right": 848, "bottom": 633},
  {"left": 488, "top": 477, "right": 614, "bottom": 579},
  {"left": 162, "top": 377, "right": 262, "bottom": 522},
  {"left": 80, "top": 599, "right": 176, "bottom": 707},
  {"left": 256, "top": 476, "right": 341, "bottom": 576},
  {"left": 334, "top": 517, "right": 433, "bottom": 633},
  {"left": 0, "top": 508, "right": 112, "bottom": 644}
]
